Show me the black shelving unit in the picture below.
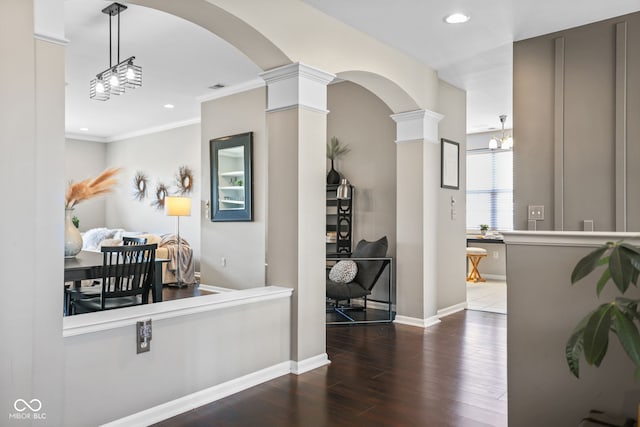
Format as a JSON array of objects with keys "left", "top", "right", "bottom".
[{"left": 326, "top": 184, "right": 353, "bottom": 256}]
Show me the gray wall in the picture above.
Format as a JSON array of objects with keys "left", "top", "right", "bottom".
[
  {"left": 66, "top": 124, "right": 202, "bottom": 268},
  {"left": 200, "top": 88, "right": 267, "bottom": 289},
  {"left": 514, "top": 11, "right": 640, "bottom": 231},
  {"left": 105, "top": 124, "right": 202, "bottom": 268},
  {"left": 437, "top": 81, "right": 468, "bottom": 310},
  {"left": 65, "top": 138, "right": 107, "bottom": 231},
  {"left": 505, "top": 235, "right": 640, "bottom": 425},
  {"left": 327, "top": 81, "right": 397, "bottom": 254},
  {"left": 326, "top": 81, "right": 397, "bottom": 303}
]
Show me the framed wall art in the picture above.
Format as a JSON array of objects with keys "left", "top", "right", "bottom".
[{"left": 441, "top": 138, "right": 460, "bottom": 190}]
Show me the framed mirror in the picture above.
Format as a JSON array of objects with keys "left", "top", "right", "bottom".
[{"left": 210, "top": 132, "right": 253, "bottom": 222}]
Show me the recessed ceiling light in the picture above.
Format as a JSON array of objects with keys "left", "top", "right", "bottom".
[
  {"left": 444, "top": 13, "right": 470, "bottom": 24},
  {"left": 163, "top": 104, "right": 175, "bottom": 109},
  {"left": 80, "top": 127, "right": 89, "bottom": 131},
  {"left": 208, "top": 83, "right": 226, "bottom": 90}
]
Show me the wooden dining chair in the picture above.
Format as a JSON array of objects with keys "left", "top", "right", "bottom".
[
  {"left": 123, "top": 236, "right": 147, "bottom": 245},
  {"left": 70, "top": 244, "right": 157, "bottom": 314}
]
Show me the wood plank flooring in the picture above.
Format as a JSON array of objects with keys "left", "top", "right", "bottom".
[{"left": 154, "top": 310, "right": 507, "bottom": 427}]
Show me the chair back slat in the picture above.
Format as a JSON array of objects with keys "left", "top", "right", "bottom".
[{"left": 100, "top": 244, "right": 156, "bottom": 309}]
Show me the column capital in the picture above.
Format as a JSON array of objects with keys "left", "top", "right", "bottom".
[
  {"left": 390, "top": 109, "right": 444, "bottom": 144},
  {"left": 260, "top": 63, "right": 336, "bottom": 113}
]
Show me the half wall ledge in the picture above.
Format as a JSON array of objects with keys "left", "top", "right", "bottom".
[{"left": 62, "top": 285, "right": 293, "bottom": 337}]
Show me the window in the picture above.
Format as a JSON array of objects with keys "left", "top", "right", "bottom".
[{"left": 466, "top": 149, "right": 513, "bottom": 231}]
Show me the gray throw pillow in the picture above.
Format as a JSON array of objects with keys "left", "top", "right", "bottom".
[{"left": 329, "top": 260, "right": 358, "bottom": 284}]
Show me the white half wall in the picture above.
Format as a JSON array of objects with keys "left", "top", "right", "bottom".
[{"left": 62, "top": 287, "right": 292, "bottom": 426}]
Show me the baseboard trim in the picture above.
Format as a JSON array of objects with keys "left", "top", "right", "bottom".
[
  {"left": 394, "top": 315, "right": 441, "bottom": 328},
  {"left": 290, "top": 353, "right": 331, "bottom": 375},
  {"left": 482, "top": 274, "right": 506, "bottom": 281},
  {"left": 102, "top": 361, "right": 292, "bottom": 427},
  {"left": 437, "top": 302, "right": 468, "bottom": 318}
]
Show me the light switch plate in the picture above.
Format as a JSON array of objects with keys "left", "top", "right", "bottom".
[
  {"left": 528, "top": 205, "right": 544, "bottom": 220},
  {"left": 136, "top": 319, "right": 152, "bottom": 354}
]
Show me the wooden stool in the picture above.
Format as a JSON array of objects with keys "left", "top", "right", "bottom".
[{"left": 466, "top": 247, "right": 487, "bottom": 283}]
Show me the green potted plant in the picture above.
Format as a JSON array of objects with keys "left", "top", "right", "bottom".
[
  {"left": 326, "top": 136, "right": 350, "bottom": 185},
  {"left": 479, "top": 224, "right": 489, "bottom": 236},
  {"left": 565, "top": 241, "right": 640, "bottom": 379}
]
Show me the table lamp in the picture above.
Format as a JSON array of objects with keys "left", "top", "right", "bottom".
[{"left": 164, "top": 196, "right": 192, "bottom": 287}]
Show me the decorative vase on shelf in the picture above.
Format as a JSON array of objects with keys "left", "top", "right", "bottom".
[
  {"left": 64, "top": 207, "right": 82, "bottom": 258},
  {"left": 327, "top": 159, "right": 341, "bottom": 185}
]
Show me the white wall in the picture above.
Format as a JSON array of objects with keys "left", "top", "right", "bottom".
[
  {"left": 200, "top": 88, "right": 267, "bottom": 289},
  {"left": 65, "top": 138, "right": 107, "bottom": 231},
  {"left": 62, "top": 289, "right": 291, "bottom": 426},
  {"left": 105, "top": 124, "right": 201, "bottom": 269}
]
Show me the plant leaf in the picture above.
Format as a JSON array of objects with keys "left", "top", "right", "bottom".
[
  {"left": 609, "top": 246, "right": 633, "bottom": 293},
  {"left": 565, "top": 314, "right": 590, "bottom": 378},
  {"left": 583, "top": 304, "right": 613, "bottom": 367},
  {"left": 596, "top": 268, "right": 611, "bottom": 297},
  {"left": 571, "top": 246, "right": 608, "bottom": 284},
  {"left": 611, "top": 306, "right": 640, "bottom": 369}
]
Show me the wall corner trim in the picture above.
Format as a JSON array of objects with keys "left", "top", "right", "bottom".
[
  {"left": 394, "top": 315, "right": 441, "bottom": 328},
  {"left": 391, "top": 109, "right": 444, "bottom": 144},
  {"left": 260, "top": 63, "right": 336, "bottom": 112}
]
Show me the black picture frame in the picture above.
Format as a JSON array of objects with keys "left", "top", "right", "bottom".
[
  {"left": 210, "top": 132, "right": 253, "bottom": 222},
  {"left": 440, "top": 138, "right": 459, "bottom": 190}
]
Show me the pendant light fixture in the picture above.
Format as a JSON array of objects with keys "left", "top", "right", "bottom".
[
  {"left": 89, "top": 2, "right": 142, "bottom": 101},
  {"left": 489, "top": 115, "right": 514, "bottom": 150}
]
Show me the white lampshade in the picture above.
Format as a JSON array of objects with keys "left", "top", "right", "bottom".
[{"left": 165, "top": 196, "right": 192, "bottom": 217}]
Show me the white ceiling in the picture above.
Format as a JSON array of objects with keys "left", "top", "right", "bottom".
[{"left": 64, "top": 0, "right": 640, "bottom": 140}]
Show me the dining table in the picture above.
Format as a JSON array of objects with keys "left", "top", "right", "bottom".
[{"left": 63, "top": 250, "right": 168, "bottom": 315}]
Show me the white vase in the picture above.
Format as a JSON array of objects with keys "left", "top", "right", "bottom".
[{"left": 64, "top": 208, "right": 83, "bottom": 258}]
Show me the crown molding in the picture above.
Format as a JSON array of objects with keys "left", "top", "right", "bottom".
[
  {"left": 65, "top": 133, "right": 108, "bottom": 143},
  {"left": 34, "top": 32, "right": 69, "bottom": 46},
  {"left": 65, "top": 117, "right": 201, "bottom": 143}
]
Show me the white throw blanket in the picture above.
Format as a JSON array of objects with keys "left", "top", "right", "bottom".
[{"left": 159, "top": 234, "right": 195, "bottom": 285}]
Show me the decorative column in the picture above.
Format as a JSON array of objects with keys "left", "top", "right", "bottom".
[
  {"left": 260, "top": 63, "right": 335, "bottom": 373},
  {"left": 391, "top": 109, "right": 444, "bottom": 327}
]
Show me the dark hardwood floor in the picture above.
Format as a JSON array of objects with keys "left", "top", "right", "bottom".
[
  {"left": 153, "top": 310, "right": 507, "bottom": 427},
  {"left": 162, "top": 283, "right": 213, "bottom": 301}
]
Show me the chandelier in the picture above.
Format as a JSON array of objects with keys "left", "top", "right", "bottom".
[
  {"left": 89, "top": 2, "right": 142, "bottom": 101},
  {"left": 489, "top": 115, "right": 513, "bottom": 150}
]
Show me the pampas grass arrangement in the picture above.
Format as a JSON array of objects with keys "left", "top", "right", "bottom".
[{"left": 65, "top": 167, "right": 121, "bottom": 208}]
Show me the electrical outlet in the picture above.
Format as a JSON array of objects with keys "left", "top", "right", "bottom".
[
  {"left": 136, "top": 319, "right": 152, "bottom": 354},
  {"left": 221, "top": 257, "right": 227, "bottom": 267},
  {"left": 528, "top": 205, "right": 544, "bottom": 220},
  {"left": 493, "top": 251, "right": 499, "bottom": 259}
]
